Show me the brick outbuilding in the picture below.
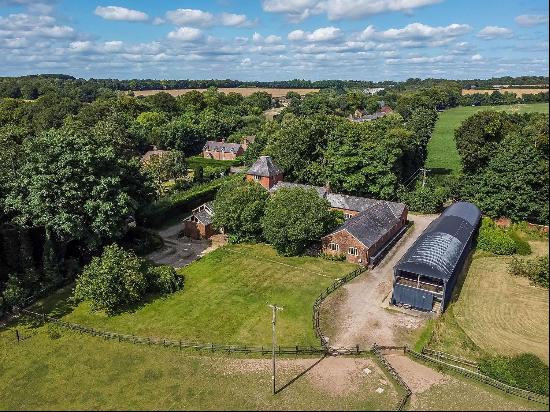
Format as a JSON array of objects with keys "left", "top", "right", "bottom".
[{"left": 245, "top": 156, "right": 284, "bottom": 190}]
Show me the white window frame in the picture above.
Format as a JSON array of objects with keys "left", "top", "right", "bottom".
[
  {"left": 329, "top": 242, "right": 339, "bottom": 252},
  {"left": 344, "top": 213, "right": 353, "bottom": 219},
  {"left": 348, "top": 246, "right": 359, "bottom": 256},
  {"left": 253, "top": 175, "right": 261, "bottom": 181}
]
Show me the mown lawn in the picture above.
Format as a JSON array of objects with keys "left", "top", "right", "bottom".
[
  {"left": 33, "top": 243, "right": 356, "bottom": 347},
  {"left": 0, "top": 326, "right": 398, "bottom": 411},
  {"left": 426, "top": 103, "right": 549, "bottom": 175},
  {"left": 426, "top": 238, "right": 549, "bottom": 364}
]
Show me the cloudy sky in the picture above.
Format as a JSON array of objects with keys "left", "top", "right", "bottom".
[{"left": 1, "top": 0, "right": 548, "bottom": 80}]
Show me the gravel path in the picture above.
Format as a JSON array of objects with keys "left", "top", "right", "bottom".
[
  {"left": 146, "top": 223, "right": 212, "bottom": 268},
  {"left": 325, "top": 213, "right": 439, "bottom": 348}
]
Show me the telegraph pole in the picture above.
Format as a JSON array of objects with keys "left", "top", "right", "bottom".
[
  {"left": 268, "top": 303, "right": 283, "bottom": 395},
  {"left": 420, "top": 167, "right": 430, "bottom": 188}
]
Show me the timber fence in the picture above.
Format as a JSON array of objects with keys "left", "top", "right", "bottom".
[
  {"left": 409, "top": 348, "right": 549, "bottom": 405},
  {"left": 17, "top": 308, "right": 325, "bottom": 356},
  {"left": 372, "top": 344, "right": 411, "bottom": 411},
  {"left": 312, "top": 265, "right": 368, "bottom": 350}
]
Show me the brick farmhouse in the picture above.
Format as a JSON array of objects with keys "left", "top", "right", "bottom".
[{"left": 202, "top": 141, "right": 244, "bottom": 160}]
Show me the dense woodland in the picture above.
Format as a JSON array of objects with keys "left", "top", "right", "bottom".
[{"left": 0, "top": 75, "right": 548, "bottom": 314}]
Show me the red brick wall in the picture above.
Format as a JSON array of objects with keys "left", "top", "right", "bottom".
[
  {"left": 321, "top": 230, "right": 368, "bottom": 264},
  {"left": 246, "top": 173, "right": 283, "bottom": 190},
  {"left": 183, "top": 221, "right": 217, "bottom": 239}
]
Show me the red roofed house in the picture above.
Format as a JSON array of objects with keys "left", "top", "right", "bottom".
[{"left": 203, "top": 140, "right": 244, "bottom": 160}]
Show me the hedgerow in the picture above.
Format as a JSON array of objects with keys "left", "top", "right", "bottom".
[{"left": 477, "top": 218, "right": 516, "bottom": 255}]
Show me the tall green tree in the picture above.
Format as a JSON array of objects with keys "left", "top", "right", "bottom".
[
  {"left": 213, "top": 179, "right": 269, "bottom": 242},
  {"left": 262, "top": 188, "right": 339, "bottom": 256}
]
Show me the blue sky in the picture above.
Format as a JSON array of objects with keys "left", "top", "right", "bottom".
[{"left": 1, "top": 0, "right": 548, "bottom": 80}]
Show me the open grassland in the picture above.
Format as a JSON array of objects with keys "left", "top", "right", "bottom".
[
  {"left": 428, "top": 239, "right": 549, "bottom": 364},
  {"left": 426, "top": 103, "right": 549, "bottom": 175},
  {"left": 461, "top": 88, "right": 549, "bottom": 97},
  {"left": 0, "top": 326, "right": 398, "bottom": 411},
  {"left": 1, "top": 322, "right": 543, "bottom": 411},
  {"left": 33, "top": 244, "right": 356, "bottom": 347},
  {"left": 133, "top": 87, "right": 320, "bottom": 98}
]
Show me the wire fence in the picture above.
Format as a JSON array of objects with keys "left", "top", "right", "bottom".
[
  {"left": 409, "top": 348, "right": 549, "bottom": 405},
  {"left": 311, "top": 265, "right": 368, "bottom": 350}
]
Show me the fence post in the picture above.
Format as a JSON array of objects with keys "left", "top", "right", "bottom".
[
  {"left": 356, "top": 344, "right": 359, "bottom": 355},
  {"left": 15, "top": 329, "right": 20, "bottom": 343}
]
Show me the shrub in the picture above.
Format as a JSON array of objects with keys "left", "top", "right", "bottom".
[
  {"left": 73, "top": 244, "right": 149, "bottom": 315},
  {"left": 321, "top": 253, "right": 346, "bottom": 261},
  {"left": 478, "top": 353, "right": 549, "bottom": 396},
  {"left": 508, "top": 256, "right": 549, "bottom": 288},
  {"left": 508, "top": 231, "right": 532, "bottom": 255},
  {"left": 1, "top": 275, "right": 27, "bottom": 308},
  {"left": 147, "top": 265, "right": 184, "bottom": 294},
  {"left": 477, "top": 218, "right": 516, "bottom": 255}
]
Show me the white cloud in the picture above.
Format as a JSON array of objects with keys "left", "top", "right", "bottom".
[
  {"left": 287, "top": 26, "right": 342, "bottom": 42},
  {"left": 471, "top": 53, "right": 482, "bottom": 61},
  {"left": 288, "top": 29, "right": 306, "bottom": 41},
  {"left": 102, "top": 40, "right": 123, "bottom": 52},
  {"left": 515, "top": 14, "right": 548, "bottom": 28},
  {"left": 241, "top": 57, "right": 252, "bottom": 66},
  {"left": 252, "top": 32, "right": 263, "bottom": 42},
  {"left": 152, "top": 17, "right": 165, "bottom": 25},
  {"left": 263, "top": 0, "right": 443, "bottom": 21},
  {"left": 69, "top": 40, "right": 92, "bottom": 52},
  {"left": 38, "top": 25, "right": 75, "bottom": 38},
  {"left": 477, "top": 26, "right": 513, "bottom": 40},
  {"left": 360, "top": 23, "right": 471, "bottom": 42},
  {"left": 94, "top": 6, "right": 149, "bottom": 22},
  {"left": 165, "top": 8, "right": 214, "bottom": 27},
  {"left": 220, "top": 12, "right": 255, "bottom": 27},
  {"left": 265, "top": 34, "right": 282, "bottom": 44},
  {"left": 166, "top": 27, "right": 203, "bottom": 42}
]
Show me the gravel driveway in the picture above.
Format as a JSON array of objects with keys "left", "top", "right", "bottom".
[{"left": 323, "top": 213, "right": 439, "bottom": 348}]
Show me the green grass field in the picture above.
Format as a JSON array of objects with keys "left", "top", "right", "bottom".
[
  {"left": 0, "top": 326, "right": 399, "bottom": 410},
  {"left": 33, "top": 244, "right": 356, "bottom": 347},
  {"left": 426, "top": 238, "right": 549, "bottom": 364},
  {"left": 426, "top": 103, "right": 549, "bottom": 175}
]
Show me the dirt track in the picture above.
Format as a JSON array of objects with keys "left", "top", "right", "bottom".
[{"left": 324, "top": 213, "right": 438, "bottom": 348}]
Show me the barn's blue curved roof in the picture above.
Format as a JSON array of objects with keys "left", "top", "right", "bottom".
[{"left": 395, "top": 202, "right": 481, "bottom": 281}]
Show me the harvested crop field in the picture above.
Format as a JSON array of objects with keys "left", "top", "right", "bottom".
[
  {"left": 461, "top": 88, "right": 548, "bottom": 97},
  {"left": 132, "top": 87, "right": 320, "bottom": 98}
]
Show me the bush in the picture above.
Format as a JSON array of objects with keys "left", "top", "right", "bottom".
[
  {"left": 508, "top": 256, "right": 549, "bottom": 288},
  {"left": 1, "top": 275, "right": 27, "bottom": 308},
  {"left": 479, "top": 353, "right": 549, "bottom": 396},
  {"left": 321, "top": 253, "right": 346, "bottom": 261},
  {"left": 477, "top": 218, "right": 516, "bottom": 255},
  {"left": 73, "top": 244, "right": 184, "bottom": 315},
  {"left": 508, "top": 231, "right": 532, "bottom": 255},
  {"left": 147, "top": 265, "right": 184, "bottom": 293},
  {"left": 73, "top": 244, "right": 149, "bottom": 315}
]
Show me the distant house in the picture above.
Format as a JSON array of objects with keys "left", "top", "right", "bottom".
[
  {"left": 270, "top": 181, "right": 408, "bottom": 265},
  {"left": 380, "top": 105, "right": 393, "bottom": 114},
  {"left": 245, "top": 156, "right": 284, "bottom": 190},
  {"left": 350, "top": 111, "right": 386, "bottom": 123},
  {"left": 203, "top": 140, "right": 244, "bottom": 160},
  {"left": 141, "top": 146, "right": 168, "bottom": 163},
  {"left": 322, "top": 201, "right": 408, "bottom": 265},
  {"left": 363, "top": 87, "right": 385, "bottom": 95},
  {"left": 182, "top": 202, "right": 218, "bottom": 240},
  {"left": 241, "top": 135, "right": 256, "bottom": 151}
]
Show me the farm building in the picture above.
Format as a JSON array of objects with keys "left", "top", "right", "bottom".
[
  {"left": 182, "top": 202, "right": 218, "bottom": 240},
  {"left": 202, "top": 141, "right": 244, "bottom": 160},
  {"left": 246, "top": 156, "right": 284, "bottom": 190},
  {"left": 270, "top": 181, "right": 408, "bottom": 265},
  {"left": 392, "top": 201, "right": 481, "bottom": 313},
  {"left": 321, "top": 201, "right": 408, "bottom": 265}
]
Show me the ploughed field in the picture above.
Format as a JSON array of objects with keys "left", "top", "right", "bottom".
[
  {"left": 31, "top": 243, "right": 356, "bottom": 347},
  {"left": 132, "top": 87, "right": 320, "bottom": 98},
  {"left": 461, "top": 88, "right": 549, "bottom": 97},
  {"left": 426, "top": 103, "right": 549, "bottom": 175}
]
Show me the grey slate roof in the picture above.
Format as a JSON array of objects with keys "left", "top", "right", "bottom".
[
  {"left": 247, "top": 156, "right": 283, "bottom": 177},
  {"left": 395, "top": 202, "right": 481, "bottom": 281},
  {"left": 185, "top": 202, "right": 214, "bottom": 225},
  {"left": 203, "top": 141, "right": 243, "bottom": 153},
  {"left": 327, "top": 200, "right": 407, "bottom": 248},
  {"left": 269, "top": 182, "right": 328, "bottom": 197}
]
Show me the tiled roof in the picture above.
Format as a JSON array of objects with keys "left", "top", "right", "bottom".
[
  {"left": 247, "top": 156, "right": 283, "bottom": 177},
  {"left": 328, "top": 200, "right": 407, "bottom": 248},
  {"left": 269, "top": 182, "right": 328, "bottom": 197},
  {"left": 203, "top": 141, "right": 243, "bottom": 153}
]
